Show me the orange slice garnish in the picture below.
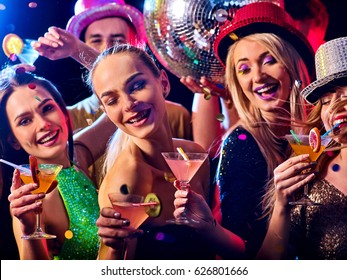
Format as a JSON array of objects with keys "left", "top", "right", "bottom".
[
  {"left": 309, "top": 127, "right": 321, "bottom": 153},
  {"left": 2, "top": 33, "right": 24, "bottom": 57}
]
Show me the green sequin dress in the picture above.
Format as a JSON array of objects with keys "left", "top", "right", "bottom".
[{"left": 53, "top": 165, "right": 100, "bottom": 260}]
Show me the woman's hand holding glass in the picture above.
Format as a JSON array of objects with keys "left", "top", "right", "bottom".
[
  {"left": 173, "top": 181, "right": 215, "bottom": 231},
  {"left": 96, "top": 207, "right": 142, "bottom": 250},
  {"left": 8, "top": 169, "right": 45, "bottom": 235},
  {"left": 273, "top": 154, "right": 316, "bottom": 207}
]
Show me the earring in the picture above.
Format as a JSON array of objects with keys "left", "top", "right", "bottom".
[{"left": 294, "top": 79, "right": 302, "bottom": 89}]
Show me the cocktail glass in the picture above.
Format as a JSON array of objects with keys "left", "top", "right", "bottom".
[
  {"left": 284, "top": 134, "right": 331, "bottom": 206},
  {"left": 108, "top": 193, "right": 158, "bottom": 259},
  {"left": 20, "top": 163, "right": 63, "bottom": 239},
  {"left": 161, "top": 152, "right": 208, "bottom": 224}
]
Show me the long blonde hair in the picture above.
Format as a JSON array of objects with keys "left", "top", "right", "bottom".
[{"left": 225, "top": 33, "right": 311, "bottom": 177}]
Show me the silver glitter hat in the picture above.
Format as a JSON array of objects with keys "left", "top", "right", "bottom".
[{"left": 301, "top": 37, "right": 347, "bottom": 104}]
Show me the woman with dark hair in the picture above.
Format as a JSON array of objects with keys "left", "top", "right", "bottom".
[{"left": 1, "top": 68, "right": 100, "bottom": 259}]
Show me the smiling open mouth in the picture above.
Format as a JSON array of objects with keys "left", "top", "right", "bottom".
[
  {"left": 127, "top": 109, "right": 150, "bottom": 124},
  {"left": 255, "top": 84, "right": 278, "bottom": 100},
  {"left": 37, "top": 130, "right": 59, "bottom": 144},
  {"left": 333, "top": 118, "right": 347, "bottom": 135}
]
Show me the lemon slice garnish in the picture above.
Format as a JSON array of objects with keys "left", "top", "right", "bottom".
[{"left": 2, "top": 33, "right": 24, "bottom": 57}]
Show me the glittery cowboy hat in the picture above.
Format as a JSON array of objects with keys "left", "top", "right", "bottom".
[
  {"left": 214, "top": 2, "right": 314, "bottom": 77},
  {"left": 66, "top": 0, "right": 146, "bottom": 44},
  {"left": 301, "top": 37, "right": 347, "bottom": 104}
]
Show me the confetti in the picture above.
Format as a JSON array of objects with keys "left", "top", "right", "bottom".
[
  {"left": 64, "top": 230, "right": 73, "bottom": 239},
  {"left": 34, "top": 95, "right": 41, "bottom": 102},
  {"left": 216, "top": 113, "right": 225, "bottom": 122},
  {"left": 15, "top": 67, "right": 25, "bottom": 74},
  {"left": 28, "top": 83, "right": 36, "bottom": 89},
  {"left": 120, "top": 184, "right": 129, "bottom": 194},
  {"left": 332, "top": 164, "right": 340, "bottom": 172},
  {"left": 164, "top": 172, "right": 175, "bottom": 183},
  {"left": 28, "top": 2, "right": 38, "bottom": 8},
  {"left": 326, "top": 151, "right": 334, "bottom": 157},
  {"left": 204, "top": 93, "right": 211, "bottom": 100},
  {"left": 238, "top": 134, "right": 247, "bottom": 141},
  {"left": 9, "top": 53, "right": 17, "bottom": 61}
]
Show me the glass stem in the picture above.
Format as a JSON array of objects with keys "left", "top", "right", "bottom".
[{"left": 35, "top": 200, "right": 43, "bottom": 232}]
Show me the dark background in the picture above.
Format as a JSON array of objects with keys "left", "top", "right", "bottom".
[
  {"left": 0, "top": 0, "right": 195, "bottom": 111},
  {"left": 1, "top": 0, "right": 347, "bottom": 260},
  {"left": 1, "top": 0, "right": 347, "bottom": 112}
]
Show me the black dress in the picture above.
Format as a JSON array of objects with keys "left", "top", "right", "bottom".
[{"left": 217, "top": 127, "right": 268, "bottom": 259}]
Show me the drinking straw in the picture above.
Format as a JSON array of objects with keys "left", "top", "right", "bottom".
[
  {"left": 322, "top": 123, "right": 339, "bottom": 138},
  {"left": 133, "top": 202, "right": 159, "bottom": 207},
  {"left": 290, "top": 129, "right": 301, "bottom": 145},
  {"left": 176, "top": 147, "right": 189, "bottom": 160},
  {"left": 0, "top": 159, "right": 31, "bottom": 173}
]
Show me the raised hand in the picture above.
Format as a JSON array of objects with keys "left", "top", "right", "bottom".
[{"left": 32, "top": 26, "right": 98, "bottom": 69}]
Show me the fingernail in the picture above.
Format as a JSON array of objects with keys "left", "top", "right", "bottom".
[
  {"left": 113, "top": 212, "right": 121, "bottom": 218},
  {"left": 38, "top": 193, "right": 45, "bottom": 199},
  {"left": 33, "top": 183, "right": 39, "bottom": 189},
  {"left": 181, "top": 190, "right": 188, "bottom": 196},
  {"left": 122, "top": 220, "right": 130, "bottom": 226}
]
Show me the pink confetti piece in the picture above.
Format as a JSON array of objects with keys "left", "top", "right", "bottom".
[
  {"left": 28, "top": 83, "right": 36, "bottom": 90},
  {"left": 238, "top": 134, "right": 247, "bottom": 141},
  {"left": 9, "top": 53, "right": 17, "bottom": 61},
  {"left": 28, "top": 2, "right": 37, "bottom": 8}
]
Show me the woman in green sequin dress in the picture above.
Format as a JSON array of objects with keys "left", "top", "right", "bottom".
[
  {"left": 258, "top": 37, "right": 347, "bottom": 259},
  {"left": 1, "top": 68, "right": 100, "bottom": 259}
]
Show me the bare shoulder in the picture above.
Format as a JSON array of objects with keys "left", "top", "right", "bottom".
[{"left": 98, "top": 152, "right": 151, "bottom": 207}]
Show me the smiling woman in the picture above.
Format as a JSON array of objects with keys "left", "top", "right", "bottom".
[
  {"left": 0, "top": 67, "right": 100, "bottom": 260},
  {"left": 209, "top": 2, "right": 314, "bottom": 259}
]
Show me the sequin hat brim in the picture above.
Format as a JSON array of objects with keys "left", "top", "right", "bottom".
[{"left": 301, "top": 37, "right": 347, "bottom": 104}]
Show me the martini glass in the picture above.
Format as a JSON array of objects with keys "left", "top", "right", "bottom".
[
  {"left": 108, "top": 193, "right": 159, "bottom": 259},
  {"left": 161, "top": 151, "right": 208, "bottom": 224},
  {"left": 20, "top": 163, "right": 63, "bottom": 239},
  {"left": 284, "top": 134, "right": 331, "bottom": 206}
]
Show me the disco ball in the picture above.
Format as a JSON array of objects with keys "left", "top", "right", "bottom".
[{"left": 143, "top": 0, "right": 283, "bottom": 82}]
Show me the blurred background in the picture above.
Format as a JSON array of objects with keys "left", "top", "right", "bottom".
[{"left": 0, "top": 0, "right": 347, "bottom": 111}]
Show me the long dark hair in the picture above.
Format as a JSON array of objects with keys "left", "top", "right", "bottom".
[{"left": 0, "top": 68, "right": 74, "bottom": 164}]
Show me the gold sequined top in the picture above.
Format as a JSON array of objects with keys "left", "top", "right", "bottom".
[{"left": 290, "top": 179, "right": 347, "bottom": 259}]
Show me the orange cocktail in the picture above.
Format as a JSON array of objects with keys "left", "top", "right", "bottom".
[
  {"left": 19, "top": 163, "right": 62, "bottom": 239},
  {"left": 285, "top": 135, "right": 331, "bottom": 162},
  {"left": 20, "top": 164, "right": 62, "bottom": 194}
]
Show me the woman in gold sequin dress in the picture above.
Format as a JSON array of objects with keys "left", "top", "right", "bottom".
[{"left": 258, "top": 37, "right": 347, "bottom": 260}]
